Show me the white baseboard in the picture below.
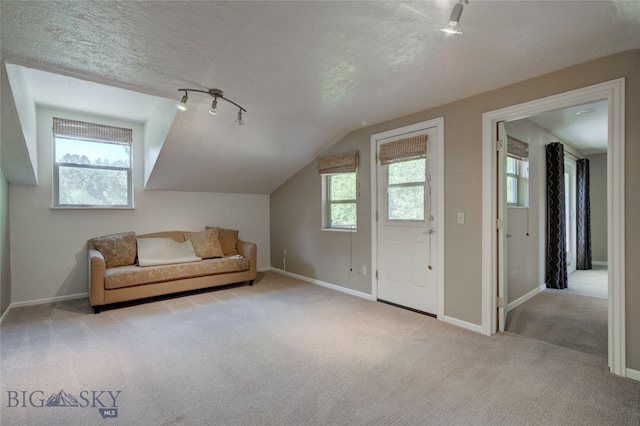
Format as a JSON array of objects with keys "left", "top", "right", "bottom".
[
  {"left": 0, "top": 292, "right": 87, "bottom": 326},
  {"left": 0, "top": 305, "right": 12, "bottom": 326},
  {"left": 10, "top": 292, "right": 88, "bottom": 309},
  {"left": 269, "top": 268, "right": 484, "bottom": 334},
  {"left": 626, "top": 367, "right": 640, "bottom": 382},
  {"left": 592, "top": 261, "right": 608, "bottom": 267},
  {"left": 442, "top": 315, "right": 483, "bottom": 334},
  {"left": 257, "top": 266, "right": 271, "bottom": 273},
  {"left": 507, "top": 284, "right": 546, "bottom": 313},
  {"left": 270, "top": 267, "right": 375, "bottom": 301}
]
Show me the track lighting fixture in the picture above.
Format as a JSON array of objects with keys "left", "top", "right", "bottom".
[
  {"left": 440, "top": 0, "right": 468, "bottom": 35},
  {"left": 176, "top": 88, "right": 246, "bottom": 125}
]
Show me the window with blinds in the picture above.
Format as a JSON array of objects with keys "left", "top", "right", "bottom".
[
  {"left": 52, "top": 117, "right": 133, "bottom": 208},
  {"left": 317, "top": 151, "right": 358, "bottom": 230},
  {"left": 380, "top": 134, "right": 427, "bottom": 221},
  {"left": 506, "top": 136, "right": 529, "bottom": 207}
]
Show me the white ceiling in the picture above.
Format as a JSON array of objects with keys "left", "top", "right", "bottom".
[
  {"left": 1, "top": 1, "right": 639, "bottom": 193},
  {"left": 527, "top": 100, "right": 609, "bottom": 156}
]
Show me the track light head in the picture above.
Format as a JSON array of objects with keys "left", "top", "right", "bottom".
[
  {"left": 235, "top": 110, "right": 245, "bottom": 126},
  {"left": 440, "top": 1, "right": 466, "bottom": 35},
  {"left": 176, "top": 93, "right": 188, "bottom": 111},
  {"left": 209, "top": 98, "right": 218, "bottom": 115}
]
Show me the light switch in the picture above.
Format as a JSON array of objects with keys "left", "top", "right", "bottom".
[{"left": 457, "top": 212, "right": 465, "bottom": 224}]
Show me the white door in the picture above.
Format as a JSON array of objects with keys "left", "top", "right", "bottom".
[
  {"left": 497, "top": 122, "right": 508, "bottom": 331},
  {"left": 376, "top": 127, "right": 438, "bottom": 315}
]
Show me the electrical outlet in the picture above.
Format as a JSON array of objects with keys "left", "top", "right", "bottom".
[
  {"left": 362, "top": 266, "right": 367, "bottom": 275},
  {"left": 283, "top": 248, "right": 287, "bottom": 256},
  {"left": 457, "top": 212, "right": 465, "bottom": 224}
]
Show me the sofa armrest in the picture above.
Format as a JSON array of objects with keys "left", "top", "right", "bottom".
[
  {"left": 237, "top": 240, "right": 257, "bottom": 280},
  {"left": 88, "top": 247, "right": 106, "bottom": 307}
]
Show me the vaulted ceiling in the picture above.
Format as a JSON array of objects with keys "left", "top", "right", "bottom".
[{"left": 2, "top": 1, "right": 639, "bottom": 193}]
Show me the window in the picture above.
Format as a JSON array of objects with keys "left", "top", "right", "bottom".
[
  {"left": 386, "top": 158, "right": 426, "bottom": 221},
  {"left": 324, "top": 173, "right": 357, "bottom": 230},
  {"left": 506, "top": 154, "right": 529, "bottom": 207},
  {"left": 317, "top": 150, "right": 359, "bottom": 231},
  {"left": 53, "top": 118, "right": 133, "bottom": 208}
]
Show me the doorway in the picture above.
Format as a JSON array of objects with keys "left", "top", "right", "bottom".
[
  {"left": 481, "top": 78, "right": 626, "bottom": 377},
  {"left": 370, "top": 118, "right": 445, "bottom": 318},
  {"left": 500, "top": 106, "right": 609, "bottom": 360}
]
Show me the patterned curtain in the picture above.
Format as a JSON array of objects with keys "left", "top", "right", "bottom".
[
  {"left": 546, "top": 142, "right": 568, "bottom": 289},
  {"left": 576, "top": 159, "right": 592, "bottom": 270}
]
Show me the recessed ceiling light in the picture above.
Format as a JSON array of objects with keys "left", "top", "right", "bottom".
[{"left": 575, "top": 108, "right": 595, "bottom": 116}]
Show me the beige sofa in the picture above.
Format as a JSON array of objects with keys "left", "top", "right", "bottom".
[{"left": 88, "top": 229, "right": 257, "bottom": 313}]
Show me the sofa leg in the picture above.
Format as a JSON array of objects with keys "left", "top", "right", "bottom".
[
  {"left": 93, "top": 306, "right": 101, "bottom": 314},
  {"left": 248, "top": 280, "right": 254, "bottom": 286}
]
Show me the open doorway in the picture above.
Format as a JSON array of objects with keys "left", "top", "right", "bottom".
[
  {"left": 500, "top": 101, "right": 609, "bottom": 360},
  {"left": 481, "top": 78, "right": 626, "bottom": 377}
]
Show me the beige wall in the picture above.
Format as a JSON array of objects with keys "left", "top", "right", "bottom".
[
  {"left": 8, "top": 107, "right": 271, "bottom": 304},
  {"left": 588, "top": 153, "right": 608, "bottom": 263},
  {"left": 0, "top": 165, "right": 10, "bottom": 316},
  {"left": 270, "top": 50, "right": 640, "bottom": 369},
  {"left": 503, "top": 119, "right": 551, "bottom": 302}
]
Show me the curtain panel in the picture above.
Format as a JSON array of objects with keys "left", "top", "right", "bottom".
[
  {"left": 546, "top": 142, "right": 568, "bottom": 289},
  {"left": 576, "top": 158, "right": 592, "bottom": 270},
  {"left": 317, "top": 150, "right": 359, "bottom": 174},
  {"left": 378, "top": 134, "right": 427, "bottom": 166}
]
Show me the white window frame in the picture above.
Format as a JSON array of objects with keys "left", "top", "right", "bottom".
[
  {"left": 322, "top": 172, "right": 357, "bottom": 232},
  {"left": 52, "top": 121, "right": 133, "bottom": 209},
  {"left": 384, "top": 158, "right": 427, "bottom": 225},
  {"left": 506, "top": 154, "right": 529, "bottom": 207}
]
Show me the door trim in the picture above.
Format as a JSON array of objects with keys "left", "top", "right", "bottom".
[
  {"left": 481, "top": 78, "right": 626, "bottom": 377},
  {"left": 370, "top": 117, "right": 445, "bottom": 319}
]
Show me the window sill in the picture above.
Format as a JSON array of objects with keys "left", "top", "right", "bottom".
[
  {"left": 51, "top": 206, "right": 135, "bottom": 210},
  {"left": 321, "top": 228, "right": 357, "bottom": 233}
]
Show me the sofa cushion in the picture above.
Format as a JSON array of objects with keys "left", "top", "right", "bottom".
[
  {"left": 137, "top": 238, "right": 201, "bottom": 267},
  {"left": 104, "top": 256, "right": 250, "bottom": 290},
  {"left": 206, "top": 227, "right": 239, "bottom": 256},
  {"left": 90, "top": 231, "right": 137, "bottom": 268},
  {"left": 184, "top": 228, "right": 224, "bottom": 259}
]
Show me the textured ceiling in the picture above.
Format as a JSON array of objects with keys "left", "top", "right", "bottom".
[{"left": 1, "top": 1, "right": 639, "bottom": 193}]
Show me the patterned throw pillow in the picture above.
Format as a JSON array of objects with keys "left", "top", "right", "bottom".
[
  {"left": 184, "top": 228, "right": 224, "bottom": 259},
  {"left": 90, "top": 231, "right": 137, "bottom": 268},
  {"left": 206, "top": 227, "right": 239, "bottom": 256}
]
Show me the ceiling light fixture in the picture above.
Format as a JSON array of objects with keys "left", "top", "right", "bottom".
[
  {"left": 176, "top": 88, "right": 246, "bottom": 125},
  {"left": 440, "top": 0, "right": 468, "bottom": 35}
]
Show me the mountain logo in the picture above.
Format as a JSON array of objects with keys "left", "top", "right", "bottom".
[{"left": 45, "top": 390, "right": 79, "bottom": 407}]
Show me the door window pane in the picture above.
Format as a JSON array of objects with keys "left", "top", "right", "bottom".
[
  {"left": 388, "top": 159, "right": 425, "bottom": 185},
  {"left": 386, "top": 158, "right": 426, "bottom": 221},
  {"left": 388, "top": 186, "right": 424, "bottom": 220}
]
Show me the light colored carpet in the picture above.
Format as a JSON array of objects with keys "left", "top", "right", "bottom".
[
  {"left": 1, "top": 271, "right": 638, "bottom": 425},
  {"left": 505, "top": 289, "right": 608, "bottom": 359},
  {"left": 565, "top": 266, "right": 608, "bottom": 300},
  {"left": 506, "top": 267, "right": 608, "bottom": 359}
]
